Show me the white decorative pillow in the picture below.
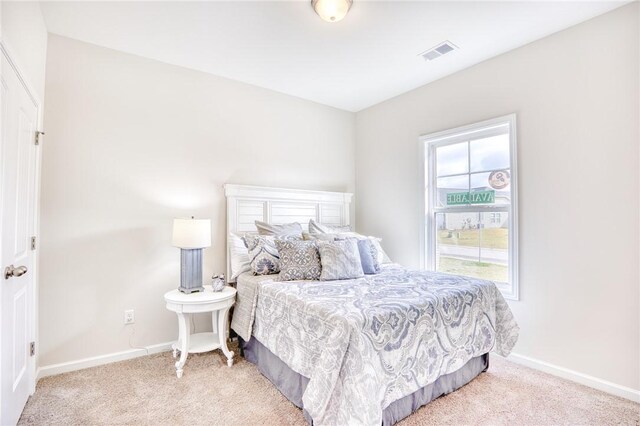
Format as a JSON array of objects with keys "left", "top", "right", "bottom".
[
  {"left": 228, "top": 232, "right": 251, "bottom": 281},
  {"left": 308, "top": 219, "right": 352, "bottom": 234},
  {"left": 302, "top": 232, "right": 344, "bottom": 242},
  {"left": 370, "top": 238, "right": 392, "bottom": 264},
  {"left": 317, "top": 239, "right": 364, "bottom": 281},
  {"left": 244, "top": 234, "right": 281, "bottom": 275},
  {"left": 275, "top": 240, "right": 321, "bottom": 281},
  {"left": 255, "top": 221, "right": 303, "bottom": 238}
]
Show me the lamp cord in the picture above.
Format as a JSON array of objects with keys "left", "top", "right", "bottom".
[
  {"left": 128, "top": 326, "right": 150, "bottom": 356},
  {"left": 128, "top": 315, "right": 197, "bottom": 356}
]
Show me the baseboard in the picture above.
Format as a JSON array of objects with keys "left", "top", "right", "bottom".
[
  {"left": 507, "top": 352, "right": 640, "bottom": 403},
  {"left": 36, "top": 341, "right": 174, "bottom": 381},
  {"left": 35, "top": 344, "right": 640, "bottom": 403}
]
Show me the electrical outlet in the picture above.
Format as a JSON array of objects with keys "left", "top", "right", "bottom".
[{"left": 124, "top": 309, "right": 135, "bottom": 325}]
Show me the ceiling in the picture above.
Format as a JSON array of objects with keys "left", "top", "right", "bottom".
[{"left": 39, "top": 1, "right": 626, "bottom": 112}]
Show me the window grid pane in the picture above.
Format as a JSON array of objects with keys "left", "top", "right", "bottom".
[
  {"left": 436, "top": 142, "right": 468, "bottom": 177},
  {"left": 469, "top": 133, "right": 510, "bottom": 173},
  {"left": 435, "top": 211, "right": 509, "bottom": 284}
]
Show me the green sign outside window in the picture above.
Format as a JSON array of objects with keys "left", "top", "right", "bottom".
[{"left": 446, "top": 190, "right": 495, "bottom": 205}]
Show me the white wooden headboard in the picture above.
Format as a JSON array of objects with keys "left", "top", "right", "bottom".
[{"left": 224, "top": 184, "right": 353, "bottom": 280}]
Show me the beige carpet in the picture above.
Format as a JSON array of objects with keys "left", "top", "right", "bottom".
[{"left": 20, "top": 343, "right": 639, "bottom": 425}]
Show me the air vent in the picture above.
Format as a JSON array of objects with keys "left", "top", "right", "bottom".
[{"left": 420, "top": 41, "right": 458, "bottom": 61}]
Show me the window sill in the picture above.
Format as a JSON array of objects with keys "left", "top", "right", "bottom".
[{"left": 495, "top": 281, "right": 518, "bottom": 301}]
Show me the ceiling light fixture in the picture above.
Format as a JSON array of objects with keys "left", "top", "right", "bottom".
[{"left": 311, "top": 0, "right": 353, "bottom": 23}]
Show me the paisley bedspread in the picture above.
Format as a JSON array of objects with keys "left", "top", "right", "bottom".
[{"left": 251, "top": 265, "right": 519, "bottom": 425}]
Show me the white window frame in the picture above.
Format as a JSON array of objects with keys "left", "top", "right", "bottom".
[{"left": 419, "top": 114, "right": 519, "bottom": 300}]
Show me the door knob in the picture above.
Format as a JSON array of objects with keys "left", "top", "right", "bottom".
[{"left": 4, "top": 265, "right": 27, "bottom": 280}]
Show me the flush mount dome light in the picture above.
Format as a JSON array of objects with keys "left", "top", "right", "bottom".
[{"left": 311, "top": 0, "right": 353, "bottom": 22}]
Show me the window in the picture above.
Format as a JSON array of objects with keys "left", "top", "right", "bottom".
[{"left": 421, "top": 114, "right": 518, "bottom": 299}]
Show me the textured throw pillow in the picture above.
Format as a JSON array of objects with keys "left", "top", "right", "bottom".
[
  {"left": 357, "top": 239, "right": 381, "bottom": 275},
  {"left": 275, "top": 240, "right": 321, "bottom": 281},
  {"left": 244, "top": 234, "right": 281, "bottom": 275},
  {"left": 228, "top": 232, "right": 251, "bottom": 281},
  {"left": 308, "top": 219, "right": 352, "bottom": 234},
  {"left": 255, "top": 221, "right": 303, "bottom": 238},
  {"left": 317, "top": 239, "right": 364, "bottom": 281}
]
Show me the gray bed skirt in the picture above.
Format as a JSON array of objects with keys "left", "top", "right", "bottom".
[{"left": 240, "top": 337, "right": 489, "bottom": 425}]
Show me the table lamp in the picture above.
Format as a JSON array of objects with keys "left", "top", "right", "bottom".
[{"left": 172, "top": 217, "right": 211, "bottom": 293}]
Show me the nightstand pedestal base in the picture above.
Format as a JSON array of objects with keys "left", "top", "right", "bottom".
[{"left": 165, "top": 286, "right": 236, "bottom": 378}]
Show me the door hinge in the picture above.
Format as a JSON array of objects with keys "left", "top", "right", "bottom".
[
  {"left": 34, "top": 131, "right": 44, "bottom": 146},
  {"left": 30, "top": 342, "right": 35, "bottom": 357},
  {"left": 31, "top": 236, "right": 36, "bottom": 251}
]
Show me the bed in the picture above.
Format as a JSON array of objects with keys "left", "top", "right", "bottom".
[{"left": 225, "top": 184, "right": 519, "bottom": 426}]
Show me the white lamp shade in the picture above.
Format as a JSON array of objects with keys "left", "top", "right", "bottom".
[{"left": 172, "top": 218, "right": 211, "bottom": 249}]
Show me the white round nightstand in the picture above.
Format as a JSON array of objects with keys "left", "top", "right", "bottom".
[{"left": 164, "top": 285, "right": 237, "bottom": 378}]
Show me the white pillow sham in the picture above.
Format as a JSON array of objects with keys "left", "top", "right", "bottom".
[
  {"left": 369, "top": 237, "right": 392, "bottom": 264},
  {"left": 255, "top": 220, "right": 303, "bottom": 238},
  {"left": 228, "top": 232, "right": 251, "bottom": 281},
  {"left": 308, "top": 219, "right": 352, "bottom": 234}
]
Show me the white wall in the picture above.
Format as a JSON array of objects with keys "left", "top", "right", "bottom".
[
  {"left": 40, "top": 35, "right": 355, "bottom": 367},
  {"left": 0, "top": 1, "right": 48, "bottom": 103},
  {"left": 355, "top": 3, "right": 639, "bottom": 391}
]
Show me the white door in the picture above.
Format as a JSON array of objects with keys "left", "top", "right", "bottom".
[{"left": 0, "top": 51, "right": 39, "bottom": 425}]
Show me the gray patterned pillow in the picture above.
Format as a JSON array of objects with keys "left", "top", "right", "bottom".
[
  {"left": 317, "top": 239, "right": 364, "bottom": 281},
  {"left": 244, "top": 234, "right": 281, "bottom": 275},
  {"left": 275, "top": 240, "right": 321, "bottom": 281}
]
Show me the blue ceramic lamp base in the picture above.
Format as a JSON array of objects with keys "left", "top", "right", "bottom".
[{"left": 179, "top": 248, "right": 204, "bottom": 293}]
